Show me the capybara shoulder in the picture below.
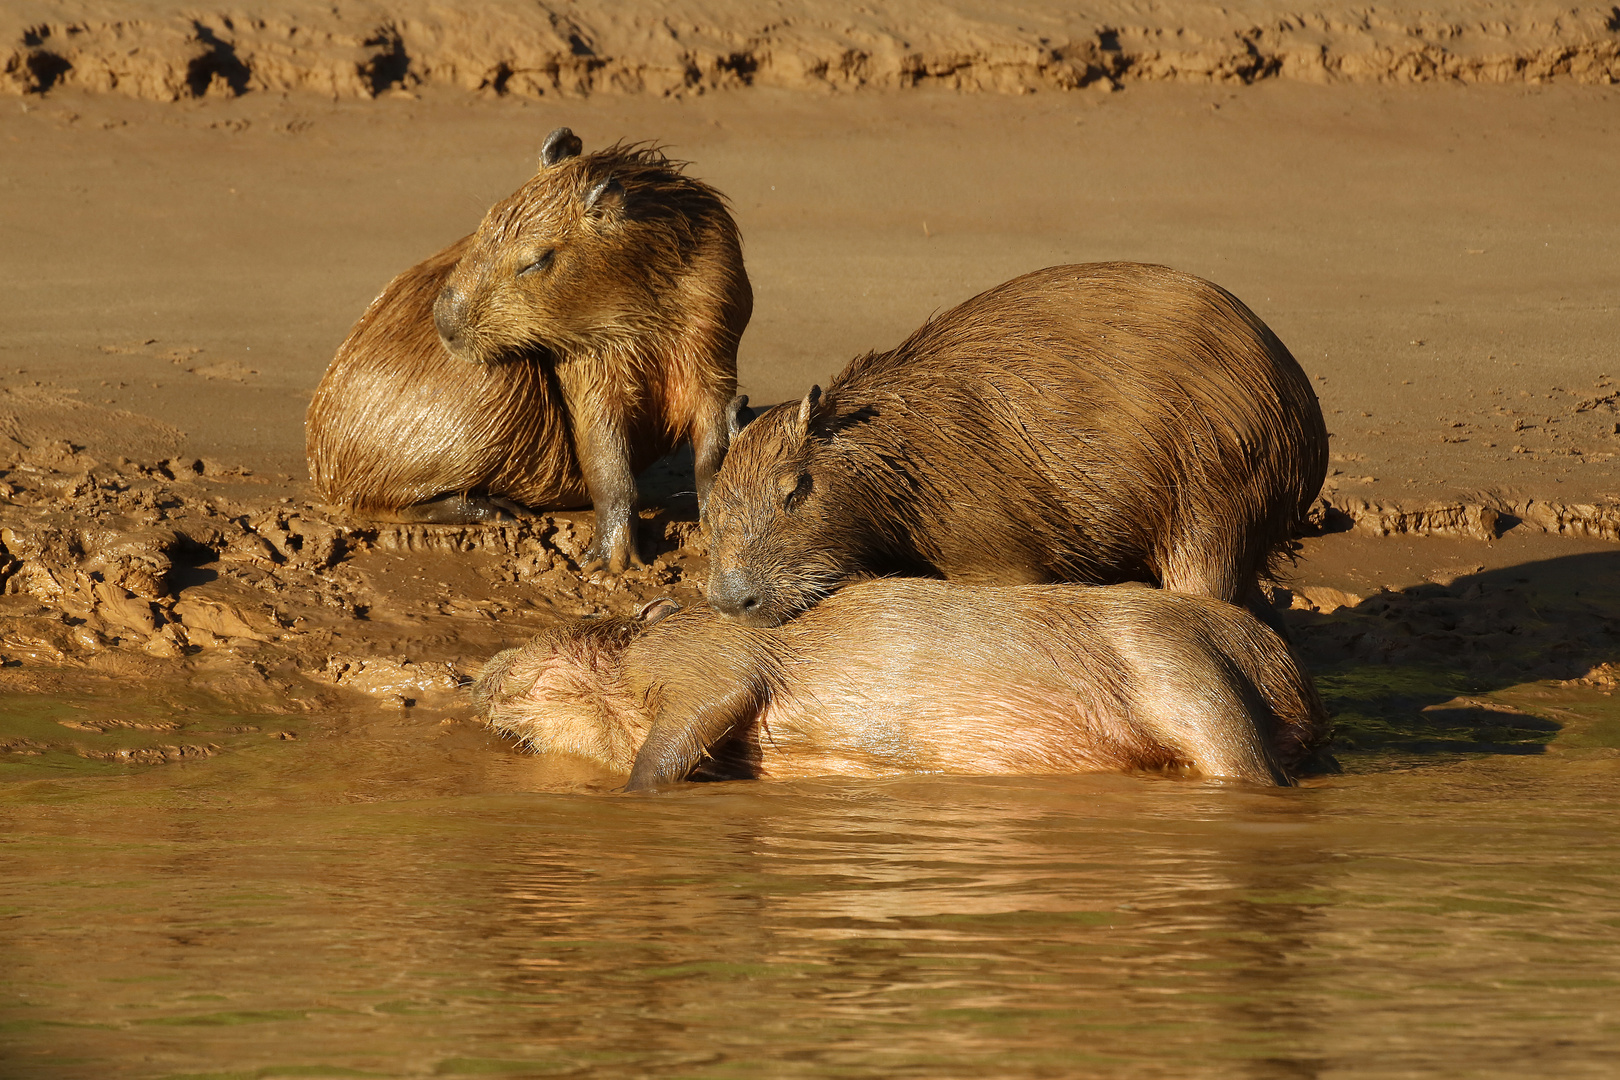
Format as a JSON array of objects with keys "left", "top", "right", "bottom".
[
  {"left": 306, "top": 127, "right": 752, "bottom": 573},
  {"left": 704, "top": 262, "right": 1325, "bottom": 624}
]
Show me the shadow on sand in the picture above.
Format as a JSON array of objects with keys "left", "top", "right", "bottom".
[{"left": 1280, "top": 549, "right": 1620, "bottom": 758}]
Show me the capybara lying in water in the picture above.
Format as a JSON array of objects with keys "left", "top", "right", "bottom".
[
  {"left": 703, "top": 262, "right": 1326, "bottom": 624},
  {"left": 306, "top": 127, "right": 752, "bottom": 573},
  {"left": 472, "top": 580, "right": 1331, "bottom": 790}
]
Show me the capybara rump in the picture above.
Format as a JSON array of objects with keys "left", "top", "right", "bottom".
[
  {"left": 703, "top": 262, "right": 1326, "bottom": 624},
  {"left": 306, "top": 127, "right": 752, "bottom": 572},
  {"left": 472, "top": 580, "right": 1332, "bottom": 789}
]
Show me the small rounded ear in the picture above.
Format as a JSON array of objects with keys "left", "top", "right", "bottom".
[
  {"left": 540, "top": 127, "right": 583, "bottom": 168},
  {"left": 637, "top": 597, "right": 682, "bottom": 626},
  {"left": 585, "top": 175, "right": 626, "bottom": 216},
  {"left": 795, "top": 385, "right": 822, "bottom": 435},
  {"left": 726, "top": 394, "right": 754, "bottom": 442}
]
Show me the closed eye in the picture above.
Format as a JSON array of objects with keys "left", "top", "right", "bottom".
[
  {"left": 519, "top": 249, "right": 556, "bottom": 276},
  {"left": 783, "top": 474, "right": 812, "bottom": 511}
]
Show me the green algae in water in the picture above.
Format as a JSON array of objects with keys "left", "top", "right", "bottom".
[
  {"left": 1314, "top": 664, "right": 1561, "bottom": 755},
  {"left": 1493, "top": 682, "right": 1620, "bottom": 750},
  {"left": 0, "top": 688, "right": 309, "bottom": 788}
]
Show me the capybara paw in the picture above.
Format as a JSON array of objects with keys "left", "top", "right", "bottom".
[{"left": 581, "top": 541, "right": 647, "bottom": 576}]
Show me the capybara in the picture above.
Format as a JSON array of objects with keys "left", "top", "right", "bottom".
[
  {"left": 703, "top": 262, "right": 1326, "bottom": 624},
  {"left": 306, "top": 127, "right": 752, "bottom": 573},
  {"left": 472, "top": 580, "right": 1332, "bottom": 790}
]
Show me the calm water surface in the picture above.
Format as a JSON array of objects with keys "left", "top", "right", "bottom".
[{"left": 2, "top": 688, "right": 1618, "bottom": 1079}]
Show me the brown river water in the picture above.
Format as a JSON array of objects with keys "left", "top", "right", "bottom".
[{"left": 3, "top": 675, "right": 1618, "bottom": 1079}]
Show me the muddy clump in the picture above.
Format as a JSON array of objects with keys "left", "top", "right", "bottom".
[{"left": 0, "top": 438, "right": 712, "bottom": 752}]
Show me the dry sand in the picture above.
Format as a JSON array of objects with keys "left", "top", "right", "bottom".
[{"left": 0, "top": 2, "right": 1617, "bottom": 771}]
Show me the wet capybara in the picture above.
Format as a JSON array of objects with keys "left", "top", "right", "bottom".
[
  {"left": 472, "top": 580, "right": 1332, "bottom": 790},
  {"left": 703, "top": 262, "right": 1326, "bottom": 624},
  {"left": 306, "top": 127, "right": 752, "bottom": 573}
]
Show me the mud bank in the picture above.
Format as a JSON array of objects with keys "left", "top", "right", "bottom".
[
  {"left": 5, "top": 1, "right": 1619, "bottom": 103},
  {"left": 1320, "top": 491, "right": 1620, "bottom": 542},
  {"left": 0, "top": 441, "right": 707, "bottom": 744}
]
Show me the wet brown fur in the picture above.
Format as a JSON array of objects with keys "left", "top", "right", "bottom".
[
  {"left": 704, "top": 263, "right": 1326, "bottom": 624},
  {"left": 472, "top": 580, "right": 1332, "bottom": 789},
  {"left": 305, "top": 134, "right": 752, "bottom": 570}
]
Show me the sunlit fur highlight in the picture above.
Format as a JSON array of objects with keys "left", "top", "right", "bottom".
[
  {"left": 473, "top": 616, "right": 651, "bottom": 771},
  {"left": 704, "top": 262, "right": 1327, "bottom": 625},
  {"left": 470, "top": 580, "right": 1333, "bottom": 788},
  {"left": 305, "top": 138, "right": 751, "bottom": 567}
]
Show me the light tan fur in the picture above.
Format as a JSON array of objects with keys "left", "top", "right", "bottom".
[{"left": 472, "top": 581, "right": 1332, "bottom": 789}]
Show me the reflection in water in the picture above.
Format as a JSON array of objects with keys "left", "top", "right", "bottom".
[
  {"left": 489, "top": 779, "right": 1337, "bottom": 1078},
  {"left": 1, "top": 696, "right": 1618, "bottom": 1078}
]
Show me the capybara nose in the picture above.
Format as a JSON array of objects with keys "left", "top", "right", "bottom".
[
  {"left": 707, "top": 567, "right": 763, "bottom": 619},
  {"left": 432, "top": 288, "right": 464, "bottom": 346}
]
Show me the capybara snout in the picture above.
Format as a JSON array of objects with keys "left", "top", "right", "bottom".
[
  {"left": 429, "top": 286, "right": 469, "bottom": 355},
  {"left": 705, "top": 566, "right": 766, "bottom": 622}
]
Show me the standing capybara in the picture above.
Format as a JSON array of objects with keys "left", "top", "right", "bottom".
[
  {"left": 306, "top": 128, "right": 752, "bottom": 573},
  {"left": 703, "top": 262, "right": 1326, "bottom": 624},
  {"left": 472, "top": 580, "right": 1332, "bottom": 790}
]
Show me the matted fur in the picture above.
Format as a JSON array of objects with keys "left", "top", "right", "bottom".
[
  {"left": 703, "top": 262, "right": 1327, "bottom": 624},
  {"left": 470, "top": 580, "right": 1333, "bottom": 789},
  {"left": 305, "top": 134, "right": 752, "bottom": 571}
]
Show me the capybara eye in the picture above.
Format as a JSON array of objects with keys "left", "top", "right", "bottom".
[
  {"left": 783, "top": 473, "right": 811, "bottom": 511},
  {"left": 519, "top": 249, "right": 556, "bottom": 277}
]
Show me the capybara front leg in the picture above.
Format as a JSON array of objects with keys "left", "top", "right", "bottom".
[
  {"left": 694, "top": 392, "right": 755, "bottom": 524},
  {"left": 625, "top": 678, "right": 766, "bottom": 791},
  {"left": 572, "top": 411, "right": 646, "bottom": 576},
  {"left": 1159, "top": 534, "right": 1248, "bottom": 604},
  {"left": 691, "top": 397, "right": 729, "bottom": 522}
]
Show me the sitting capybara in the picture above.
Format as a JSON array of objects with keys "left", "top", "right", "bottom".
[
  {"left": 306, "top": 127, "right": 752, "bottom": 573},
  {"left": 472, "top": 580, "right": 1332, "bottom": 790},
  {"left": 703, "top": 262, "right": 1326, "bottom": 624}
]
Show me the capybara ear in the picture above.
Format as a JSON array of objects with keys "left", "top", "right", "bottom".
[
  {"left": 540, "top": 127, "right": 583, "bottom": 168},
  {"left": 726, "top": 394, "right": 754, "bottom": 442},
  {"left": 638, "top": 597, "right": 682, "bottom": 625},
  {"left": 794, "top": 386, "right": 823, "bottom": 436},
  {"left": 585, "top": 175, "right": 626, "bottom": 217}
]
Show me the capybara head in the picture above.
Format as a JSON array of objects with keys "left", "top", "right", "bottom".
[
  {"left": 472, "top": 598, "right": 681, "bottom": 769},
  {"left": 704, "top": 386, "right": 865, "bottom": 626},
  {"left": 433, "top": 127, "right": 728, "bottom": 364}
]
